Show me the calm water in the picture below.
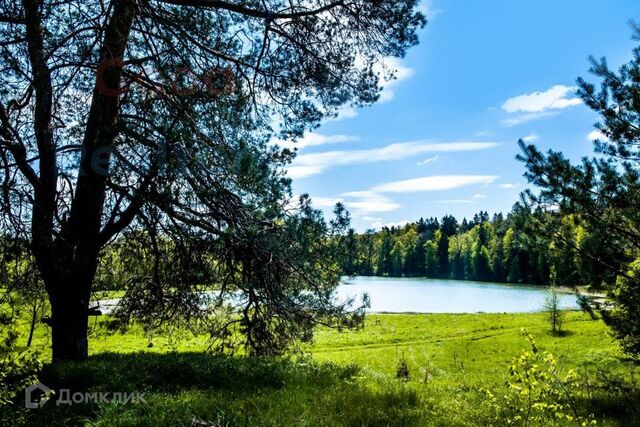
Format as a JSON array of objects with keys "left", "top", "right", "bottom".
[
  {"left": 94, "top": 277, "right": 580, "bottom": 315},
  {"left": 335, "top": 276, "right": 580, "bottom": 313}
]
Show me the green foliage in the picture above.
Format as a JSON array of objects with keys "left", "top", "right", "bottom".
[
  {"left": 545, "top": 287, "right": 566, "bottom": 334},
  {"left": 484, "top": 330, "right": 596, "bottom": 426},
  {"left": 1, "top": 0, "right": 427, "bottom": 362},
  {"left": 607, "top": 258, "right": 640, "bottom": 355},
  {"left": 0, "top": 313, "right": 42, "bottom": 424},
  {"left": 344, "top": 211, "right": 557, "bottom": 284},
  {"left": 396, "top": 353, "right": 410, "bottom": 381},
  {"left": 30, "top": 353, "right": 427, "bottom": 427},
  {"left": 518, "top": 27, "right": 640, "bottom": 355},
  {"left": 93, "top": 201, "right": 371, "bottom": 357},
  {"left": 6, "top": 308, "right": 640, "bottom": 426}
]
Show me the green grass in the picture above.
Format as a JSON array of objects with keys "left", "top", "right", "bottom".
[
  {"left": 5, "top": 311, "right": 640, "bottom": 426},
  {"left": 312, "top": 312, "right": 625, "bottom": 383}
]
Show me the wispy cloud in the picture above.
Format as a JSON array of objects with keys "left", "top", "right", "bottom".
[
  {"left": 417, "top": 155, "right": 440, "bottom": 166},
  {"left": 330, "top": 175, "right": 500, "bottom": 219},
  {"left": 312, "top": 175, "right": 500, "bottom": 217},
  {"left": 499, "top": 183, "right": 521, "bottom": 189},
  {"left": 274, "top": 133, "right": 358, "bottom": 151},
  {"left": 287, "top": 165, "right": 326, "bottom": 179},
  {"left": 419, "top": 0, "right": 443, "bottom": 20},
  {"left": 323, "top": 56, "right": 416, "bottom": 122},
  {"left": 371, "top": 175, "right": 499, "bottom": 193},
  {"left": 521, "top": 134, "right": 539, "bottom": 143},
  {"left": 376, "top": 57, "right": 415, "bottom": 103},
  {"left": 434, "top": 199, "right": 476, "bottom": 204},
  {"left": 475, "top": 130, "right": 494, "bottom": 137},
  {"left": 587, "top": 130, "right": 610, "bottom": 142},
  {"left": 309, "top": 196, "right": 344, "bottom": 208},
  {"left": 340, "top": 191, "right": 402, "bottom": 215},
  {"left": 323, "top": 106, "right": 359, "bottom": 123},
  {"left": 288, "top": 141, "right": 500, "bottom": 179},
  {"left": 472, "top": 193, "right": 487, "bottom": 199},
  {"left": 502, "top": 112, "right": 557, "bottom": 127},
  {"left": 303, "top": 194, "right": 401, "bottom": 217},
  {"left": 501, "top": 85, "right": 582, "bottom": 127},
  {"left": 502, "top": 85, "right": 582, "bottom": 113}
]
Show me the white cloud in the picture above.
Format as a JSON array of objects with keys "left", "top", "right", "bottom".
[
  {"left": 321, "top": 57, "right": 416, "bottom": 122},
  {"left": 376, "top": 57, "right": 415, "bottom": 103},
  {"left": 501, "top": 112, "right": 557, "bottom": 127},
  {"left": 287, "top": 165, "right": 326, "bottom": 179},
  {"left": 310, "top": 196, "right": 344, "bottom": 208},
  {"left": 472, "top": 193, "right": 487, "bottom": 199},
  {"left": 288, "top": 140, "right": 500, "bottom": 178},
  {"left": 521, "top": 134, "right": 539, "bottom": 143},
  {"left": 274, "top": 133, "right": 358, "bottom": 151},
  {"left": 434, "top": 199, "right": 475, "bottom": 204},
  {"left": 502, "top": 85, "right": 582, "bottom": 113},
  {"left": 499, "top": 183, "right": 520, "bottom": 189},
  {"left": 341, "top": 191, "right": 402, "bottom": 215},
  {"left": 304, "top": 192, "right": 400, "bottom": 217},
  {"left": 475, "top": 130, "right": 494, "bottom": 137},
  {"left": 312, "top": 175, "right": 500, "bottom": 218},
  {"left": 500, "top": 85, "right": 582, "bottom": 127},
  {"left": 587, "top": 130, "right": 610, "bottom": 142},
  {"left": 419, "top": 0, "right": 442, "bottom": 20},
  {"left": 417, "top": 155, "right": 440, "bottom": 166},
  {"left": 324, "top": 106, "right": 359, "bottom": 123},
  {"left": 371, "top": 175, "right": 499, "bottom": 193}
]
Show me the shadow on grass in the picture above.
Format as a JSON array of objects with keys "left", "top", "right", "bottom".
[
  {"left": 13, "top": 352, "right": 640, "bottom": 426},
  {"left": 18, "top": 352, "right": 427, "bottom": 427},
  {"left": 40, "top": 352, "right": 326, "bottom": 393},
  {"left": 575, "top": 384, "right": 640, "bottom": 425},
  {"left": 547, "top": 330, "right": 574, "bottom": 337}
]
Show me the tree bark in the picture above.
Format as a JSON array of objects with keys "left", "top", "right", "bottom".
[
  {"left": 36, "top": 0, "right": 137, "bottom": 362},
  {"left": 50, "top": 293, "right": 90, "bottom": 362},
  {"left": 26, "top": 299, "right": 38, "bottom": 347},
  {"left": 46, "top": 269, "right": 94, "bottom": 362}
]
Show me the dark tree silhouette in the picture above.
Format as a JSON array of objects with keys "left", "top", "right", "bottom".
[{"left": 0, "top": 0, "right": 425, "bottom": 361}]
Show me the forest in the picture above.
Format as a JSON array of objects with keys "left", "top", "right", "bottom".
[{"left": 338, "top": 206, "right": 620, "bottom": 289}]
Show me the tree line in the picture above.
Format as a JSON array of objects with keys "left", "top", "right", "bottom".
[
  {"left": 339, "top": 24, "right": 640, "bottom": 356},
  {"left": 339, "top": 207, "right": 620, "bottom": 290}
]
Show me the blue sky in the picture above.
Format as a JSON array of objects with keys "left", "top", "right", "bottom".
[{"left": 283, "top": 0, "right": 640, "bottom": 231}]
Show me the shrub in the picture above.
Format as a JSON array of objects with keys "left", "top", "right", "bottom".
[
  {"left": 0, "top": 313, "right": 42, "bottom": 423},
  {"left": 544, "top": 286, "right": 565, "bottom": 334},
  {"left": 483, "top": 329, "right": 596, "bottom": 426},
  {"left": 396, "top": 354, "right": 410, "bottom": 381}
]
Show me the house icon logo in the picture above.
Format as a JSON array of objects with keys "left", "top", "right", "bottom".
[{"left": 25, "top": 382, "right": 53, "bottom": 409}]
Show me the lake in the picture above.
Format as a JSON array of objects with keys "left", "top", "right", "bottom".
[
  {"left": 93, "top": 277, "right": 580, "bottom": 315},
  {"left": 335, "top": 276, "right": 580, "bottom": 313}
]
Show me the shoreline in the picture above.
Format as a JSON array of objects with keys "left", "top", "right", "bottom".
[{"left": 343, "top": 275, "right": 609, "bottom": 298}]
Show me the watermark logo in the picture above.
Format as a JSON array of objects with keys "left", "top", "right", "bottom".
[
  {"left": 25, "top": 382, "right": 145, "bottom": 409},
  {"left": 25, "top": 382, "right": 53, "bottom": 409},
  {"left": 95, "top": 58, "right": 237, "bottom": 99}
]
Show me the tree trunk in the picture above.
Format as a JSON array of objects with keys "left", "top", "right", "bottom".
[
  {"left": 46, "top": 274, "right": 92, "bottom": 362},
  {"left": 26, "top": 300, "right": 38, "bottom": 347},
  {"left": 35, "top": 0, "right": 138, "bottom": 363},
  {"left": 51, "top": 306, "right": 89, "bottom": 362}
]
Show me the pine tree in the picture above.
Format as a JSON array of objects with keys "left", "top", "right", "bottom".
[
  {"left": 518, "top": 27, "right": 640, "bottom": 354},
  {"left": 436, "top": 231, "right": 450, "bottom": 278}
]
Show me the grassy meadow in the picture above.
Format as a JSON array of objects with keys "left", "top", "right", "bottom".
[{"left": 4, "top": 309, "right": 640, "bottom": 426}]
